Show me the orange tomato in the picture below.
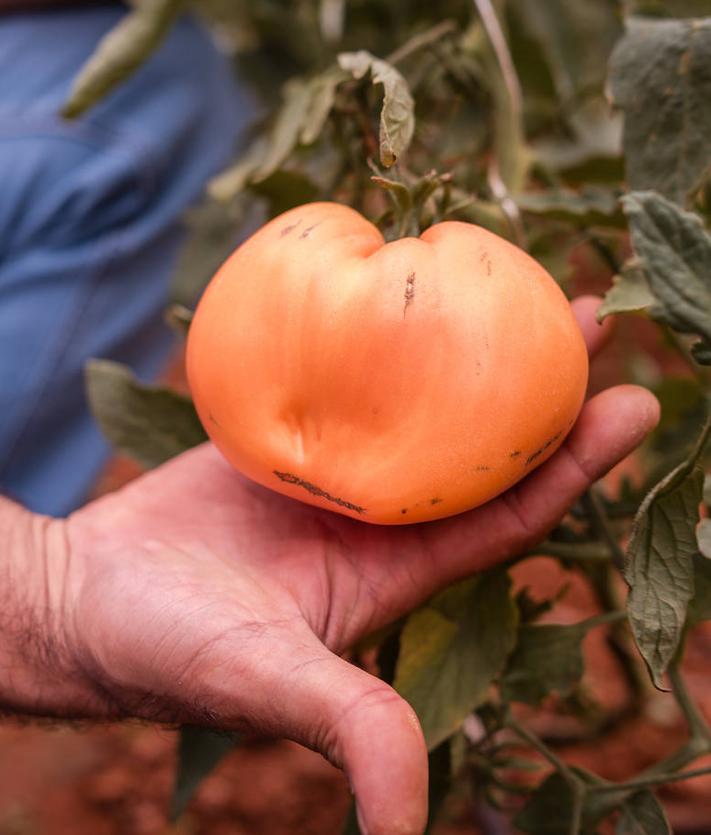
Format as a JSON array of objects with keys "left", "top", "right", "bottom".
[{"left": 187, "top": 202, "right": 588, "bottom": 524}]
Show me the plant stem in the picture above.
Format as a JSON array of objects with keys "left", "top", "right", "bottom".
[
  {"left": 471, "top": 0, "right": 527, "bottom": 249},
  {"left": 470, "top": 0, "right": 522, "bottom": 119},
  {"left": 506, "top": 718, "right": 576, "bottom": 782},
  {"left": 386, "top": 19, "right": 457, "bottom": 65},
  {"left": 507, "top": 718, "right": 586, "bottom": 835},
  {"left": 583, "top": 489, "right": 626, "bottom": 572},
  {"left": 587, "top": 234, "right": 622, "bottom": 275},
  {"left": 585, "top": 559, "right": 649, "bottom": 703},
  {"left": 523, "top": 540, "right": 611, "bottom": 563},
  {"left": 662, "top": 325, "right": 710, "bottom": 385},
  {"left": 581, "top": 488, "right": 649, "bottom": 704},
  {"left": 569, "top": 782, "right": 584, "bottom": 835},
  {"left": 593, "top": 762, "right": 711, "bottom": 794},
  {"left": 579, "top": 611, "right": 627, "bottom": 630},
  {"left": 669, "top": 663, "right": 711, "bottom": 745}
]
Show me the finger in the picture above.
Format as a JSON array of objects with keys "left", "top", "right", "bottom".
[
  {"left": 570, "top": 294, "right": 613, "bottom": 358},
  {"left": 201, "top": 631, "right": 428, "bottom": 835},
  {"left": 421, "top": 384, "right": 659, "bottom": 583}
]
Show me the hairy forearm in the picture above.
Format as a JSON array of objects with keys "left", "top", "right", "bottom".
[{"left": 0, "top": 497, "right": 97, "bottom": 718}]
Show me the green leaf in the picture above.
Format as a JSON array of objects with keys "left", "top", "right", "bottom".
[
  {"left": 171, "top": 726, "right": 238, "bottom": 821},
  {"left": 517, "top": 187, "right": 624, "bottom": 228},
  {"left": 509, "top": 0, "right": 621, "bottom": 103},
  {"left": 622, "top": 191, "right": 711, "bottom": 361},
  {"left": 624, "top": 418, "right": 710, "bottom": 688},
  {"left": 338, "top": 50, "right": 415, "bottom": 167},
  {"left": 85, "top": 359, "right": 207, "bottom": 469},
  {"left": 501, "top": 622, "right": 586, "bottom": 705},
  {"left": 597, "top": 263, "right": 655, "bottom": 322},
  {"left": 609, "top": 17, "right": 711, "bottom": 204},
  {"left": 534, "top": 98, "right": 622, "bottom": 178},
  {"left": 393, "top": 570, "right": 518, "bottom": 750},
  {"left": 61, "top": 0, "right": 184, "bottom": 118},
  {"left": 616, "top": 790, "right": 671, "bottom": 835},
  {"left": 250, "top": 169, "right": 320, "bottom": 218},
  {"left": 514, "top": 770, "right": 605, "bottom": 835}
]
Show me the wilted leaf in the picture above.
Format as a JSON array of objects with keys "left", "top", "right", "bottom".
[
  {"left": 253, "top": 78, "right": 315, "bottom": 181},
  {"left": 210, "top": 66, "right": 347, "bottom": 201},
  {"left": 622, "top": 191, "right": 711, "bottom": 362},
  {"left": 597, "top": 263, "right": 655, "bottom": 322},
  {"left": 209, "top": 139, "right": 271, "bottom": 203},
  {"left": 517, "top": 187, "right": 624, "bottom": 228},
  {"left": 624, "top": 418, "right": 709, "bottom": 687},
  {"left": 171, "top": 726, "right": 238, "bottom": 821},
  {"left": 300, "top": 66, "right": 350, "bottom": 144},
  {"left": 501, "top": 622, "right": 586, "bottom": 705},
  {"left": 338, "top": 50, "right": 415, "bottom": 167},
  {"left": 509, "top": 0, "right": 621, "bottom": 103},
  {"left": 616, "top": 790, "right": 670, "bottom": 835},
  {"left": 394, "top": 570, "right": 517, "bottom": 750},
  {"left": 609, "top": 17, "right": 711, "bottom": 204},
  {"left": 86, "top": 359, "right": 207, "bottom": 469},
  {"left": 61, "top": 0, "right": 184, "bottom": 118}
]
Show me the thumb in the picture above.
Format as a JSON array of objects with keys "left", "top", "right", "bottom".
[{"left": 246, "top": 636, "right": 429, "bottom": 835}]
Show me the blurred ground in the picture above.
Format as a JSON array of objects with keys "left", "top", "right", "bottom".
[{"left": 2, "top": 248, "right": 711, "bottom": 834}]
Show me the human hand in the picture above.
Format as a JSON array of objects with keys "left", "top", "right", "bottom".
[{"left": 46, "top": 297, "right": 657, "bottom": 835}]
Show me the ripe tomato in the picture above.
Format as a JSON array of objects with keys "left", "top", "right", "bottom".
[{"left": 187, "top": 202, "right": 588, "bottom": 524}]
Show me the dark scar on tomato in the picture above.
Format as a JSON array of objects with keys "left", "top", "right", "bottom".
[
  {"left": 299, "top": 223, "right": 320, "bottom": 239},
  {"left": 479, "top": 251, "right": 492, "bottom": 277},
  {"left": 524, "top": 431, "right": 563, "bottom": 466},
  {"left": 403, "top": 271, "right": 416, "bottom": 317},
  {"left": 280, "top": 219, "right": 302, "bottom": 237},
  {"left": 474, "top": 465, "right": 491, "bottom": 472},
  {"left": 208, "top": 412, "right": 221, "bottom": 428},
  {"left": 510, "top": 451, "right": 521, "bottom": 458},
  {"left": 430, "top": 497, "right": 443, "bottom": 505},
  {"left": 401, "top": 508, "right": 408, "bottom": 514},
  {"left": 273, "top": 471, "right": 365, "bottom": 513}
]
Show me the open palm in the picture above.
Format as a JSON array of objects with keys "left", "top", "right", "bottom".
[{"left": 64, "top": 297, "right": 658, "bottom": 835}]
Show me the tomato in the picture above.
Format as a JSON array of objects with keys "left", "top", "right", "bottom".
[{"left": 187, "top": 202, "right": 588, "bottom": 524}]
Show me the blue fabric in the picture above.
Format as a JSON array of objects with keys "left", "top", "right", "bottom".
[{"left": 0, "top": 6, "right": 252, "bottom": 515}]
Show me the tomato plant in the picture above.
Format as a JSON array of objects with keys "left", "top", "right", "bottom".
[{"left": 74, "top": 0, "right": 711, "bottom": 832}]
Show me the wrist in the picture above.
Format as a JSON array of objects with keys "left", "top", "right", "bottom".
[{"left": 0, "top": 497, "right": 97, "bottom": 718}]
